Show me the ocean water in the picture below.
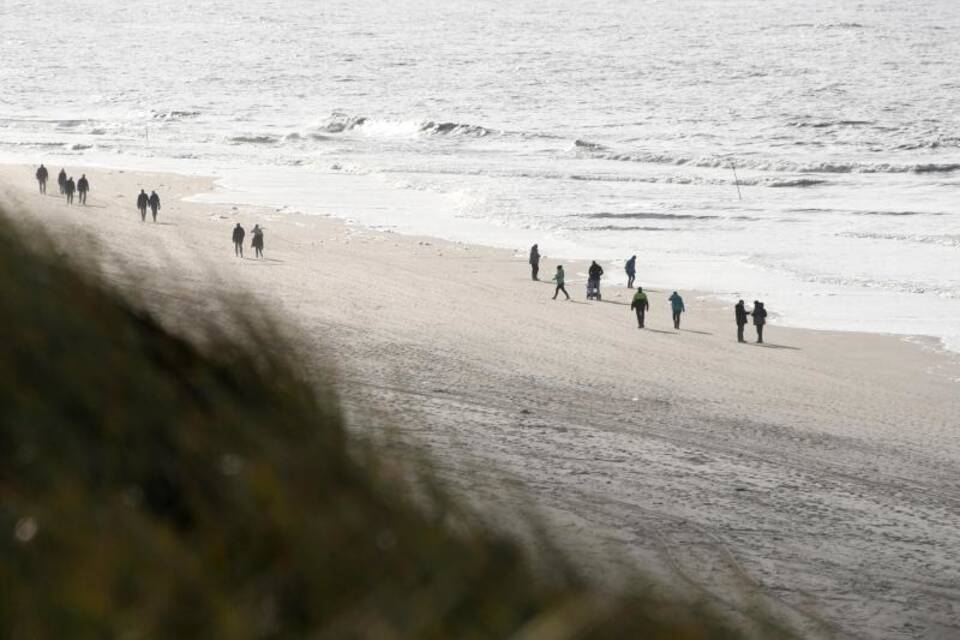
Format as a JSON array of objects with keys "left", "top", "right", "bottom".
[{"left": 2, "top": 0, "right": 959, "bottom": 350}]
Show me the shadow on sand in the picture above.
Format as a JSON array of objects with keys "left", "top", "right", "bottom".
[{"left": 748, "top": 342, "right": 801, "bottom": 351}]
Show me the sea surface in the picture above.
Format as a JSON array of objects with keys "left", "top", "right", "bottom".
[{"left": 2, "top": 0, "right": 959, "bottom": 350}]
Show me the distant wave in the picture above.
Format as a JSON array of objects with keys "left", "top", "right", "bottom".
[
  {"left": 230, "top": 135, "right": 279, "bottom": 145},
  {"left": 581, "top": 212, "right": 720, "bottom": 221},
  {"left": 838, "top": 231, "right": 960, "bottom": 247},
  {"left": 586, "top": 225, "right": 686, "bottom": 232},
  {"left": 574, "top": 143, "right": 960, "bottom": 175},
  {"left": 419, "top": 121, "right": 495, "bottom": 137},
  {"left": 850, "top": 210, "right": 948, "bottom": 217},
  {"left": 152, "top": 110, "right": 200, "bottom": 121},
  {"left": 315, "top": 112, "right": 497, "bottom": 138}
]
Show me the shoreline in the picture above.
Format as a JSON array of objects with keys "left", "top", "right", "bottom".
[
  {"left": 4, "top": 157, "right": 959, "bottom": 359},
  {"left": 3, "top": 162, "right": 960, "bottom": 638}
]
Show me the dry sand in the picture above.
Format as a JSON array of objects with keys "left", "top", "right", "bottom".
[{"left": 2, "top": 164, "right": 959, "bottom": 639}]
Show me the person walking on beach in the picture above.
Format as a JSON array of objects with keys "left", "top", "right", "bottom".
[
  {"left": 76, "top": 174, "right": 89, "bottom": 205},
  {"left": 232, "top": 223, "right": 246, "bottom": 257},
  {"left": 735, "top": 300, "right": 748, "bottom": 343},
  {"left": 669, "top": 291, "right": 685, "bottom": 330},
  {"left": 251, "top": 224, "right": 264, "bottom": 259},
  {"left": 57, "top": 168, "right": 67, "bottom": 195},
  {"left": 552, "top": 265, "right": 570, "bottom": 300},
  {"left": 587, "top": 260, "right": 604, "bottom": 299},
  {"left": 36, "top": 164, "right": 48, "bottom": 194},
  {"left": 631, "top": 286, "right": 650, "bottom": 328},
  {"left": 625, "top": 255, "right": 636, "bottom": 289},
  {"left": 751, "top": 300, "right": 767, "bottom": 344},
  {"left": 148, "top": 190, "right": 161, "bottom": 222},
  {"left": 64, "top": 177, "right": 76, "bottom": 205},
  {"left": 136, "top": 190, "right": 149, "bottom": 221},
  {"left": 529, "top": 244, "right": 541, "bottom": 281}
]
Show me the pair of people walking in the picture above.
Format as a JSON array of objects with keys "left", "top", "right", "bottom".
[
  {"left": 629, "top": 289, "right": 685, "bottom": 330},
  {"left": 735, "top": 300, "right": 767, "bottom": 343},
  {"left": 136, "top": 189, "right": 161, "bottom": 222},
  {"left": 232, "top": 223, "right": 265, "bottom": 258}
]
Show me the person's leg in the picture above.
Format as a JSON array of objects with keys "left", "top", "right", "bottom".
[
  {"left": 757, "top": 325, "right": 763, "bottom": 343},
  {"left": 532, "top": 264, "right": 538, "bottom": 281},
  {"left": 562, "top": 283, "right": 569, "bottom": 299},
  {"left": 552, "top": 284, "right": 559, "bottom": 300}
]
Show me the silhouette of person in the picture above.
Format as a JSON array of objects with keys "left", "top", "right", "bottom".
[
  {"left": 136, "top": 190, "right": 149, "bottom": 221},
  {"left": 232, "top": 223, "right": 245, "bottom": 257},
  {"left": 552, "top": 265, "right": 570, "bottom": 300},
  {"left": 64, "top": 177, "right": 75, "bottom": 204},
  {"left": 735, "top": 300, "right": 748, "bottom": 343},
  {"left": 57, "top": 168, "right": 67, "bottom": 194},
  {"left": 588, "top": 260, "right": 604, "bottom": 299},
  {"left": 148, "top": 191, "right": 161, "bottom": 222},
  {"left": 631, "top": 287, "right": 650, "bottom": 328},
  {"left": 669, "top": 291, "right": 685, "bottom": 329},
  {"left": 251, "top": 224, "right": 264, "bottom": 259},
  {"left": 529, "top": 244, "right": 541, "bottom": 281},
  {"left": 36, "top": 164, "right": 48, "bottom": 194},
  {"left": 76, "top": 174, "right": 89, "bottom": 205},
  {"left": 751, "top": 301, "right": 767, "bottom": 344},
  {"left": 625, "top": 255, "right": 636, "bottom": 289}
]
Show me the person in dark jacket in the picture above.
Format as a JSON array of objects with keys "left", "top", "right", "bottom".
[
  {"left": 57, "top": 168, "right": 67, "bottom": 195},
  {"left": 668, "top": 291, "right": 685, "bottom": 330},
  {"left": 148, "top": 191, "right": 161, "bottom": 222},
  {"left": 232, "top": 223, "right": 245, "bottom": 257},
  {"left": 76, "top": 174, "right": 89, "bottom": 205},
  {"left": 631, "top": 287, "right": 650, "bottom": 328},
  {"left": 529, "top": 244, "right": 541, "bottom": 281},
  {"left": 587, "top": 260, "right": 604, "bottom": 300},
  {"left": 735, "top": 300, "right": 748, "bottom": 343},
  {"left": 551, "top": 265, "right": 570, "bottom": 300},
  {"left": 136, "top": 190, "right": 149, "bottom": 221},
  {"left": 36, "top": 164, "right": 48, "bottom": 193},
  {"left": 751, "top": 301, "right": 767, "bottom": 344},
  {"left": 625, "top": 255, "right": 636, "bottom": 289},
  {"left": 251, "top": 224, "right": 264, "bottom": 259},
  {"left": 64, "top": 177, "right": 75, "bottom": 204}
]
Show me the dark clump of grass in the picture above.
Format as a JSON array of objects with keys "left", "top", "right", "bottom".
[{"left": 0, "top": 207, "right": 759, "bottom": 639}]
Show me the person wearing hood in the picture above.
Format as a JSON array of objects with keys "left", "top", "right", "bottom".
[
  {"left": 668, "top": 291, "right": 685, "bottom": 330},
  {"left": 232, "top": 223, "right": 246, "bottom": 257},
  {"left": 136, "top": 189, "right": 149, "bottom": 221},
  {"left": 36, "top": 164, "right": 48, "bottom": 194},
  {"left": 631, "top": 287, "right": 650, "bottom": 328},
  {"left": 625, "top": 255, "right": 636, "bottom": 289},
  {"left": 751, "top": 301, "right": 768, "bottom": 344},
  {"left": 529, "top": 244, "right": 541, "bottom": 281},
  {"left": 735, "top": 300, "right": 748, "bottom": 343},
  {"left": 57, "top": 168, "right": 67, "bottom": 195},
  {"left": 251, "top": 224, "right": 264, "bottom": 259},
  {"left": 148, "top": 190, "right": 161, "bottom": 222},
  {"left": 77, "top": 174, "right": 90, "bottom": 205},
  {"left": 551, "top": 265, "right": 570, "bottom": 300},
  {"left": 64, "top": 177, "right": 75, "bottom": 204}
]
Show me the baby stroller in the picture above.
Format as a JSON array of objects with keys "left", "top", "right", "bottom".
[{"left": 586, "top": 276, "right": 601, "bottom": 300}]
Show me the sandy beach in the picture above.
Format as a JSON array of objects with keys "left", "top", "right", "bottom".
[{"left": 2, "top": 163, "right": 959, "bottom": 639}]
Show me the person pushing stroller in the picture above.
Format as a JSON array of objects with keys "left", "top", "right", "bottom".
[{"left": 586, "top": 260, "right": 604, "bottom": 300}]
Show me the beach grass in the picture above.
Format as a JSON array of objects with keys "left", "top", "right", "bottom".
[{"left": 0, "top": 204, "right": 776, "bottom": 639}]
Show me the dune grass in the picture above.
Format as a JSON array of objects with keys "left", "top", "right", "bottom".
[{"left": 0, "top": 207, "right": 764, "bottom": 639}]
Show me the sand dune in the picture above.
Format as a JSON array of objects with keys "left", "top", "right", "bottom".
[{"left": 3, "top": 163, "right": 959, "bottom": 640}]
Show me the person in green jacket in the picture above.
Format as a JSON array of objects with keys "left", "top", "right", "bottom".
[
  {"left": 552, "top": 265, "right": 570, "bottom": 300},
  {"left": 630, "top": 287, "right": 650, "bottom": 328},
  {"left": 668, "top": 291, "right": 685, "bottom": 330}
]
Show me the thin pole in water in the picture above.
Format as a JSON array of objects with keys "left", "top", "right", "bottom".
[{"left": 730, "top": 163, "right": 742, "bottom": 200}]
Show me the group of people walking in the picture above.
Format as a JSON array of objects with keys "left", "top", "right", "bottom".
[
  {"left": 232, "top": 223, "right": 265, "bottom": 259},
  {"left": 36, "top": 164, "right": 90, "bottom": 206},
  {"left": 136, "top": 189, "right": 163, "bottom": 222},
  {"left": 530, "top": 244, "right": 769, "bottom": 342}
]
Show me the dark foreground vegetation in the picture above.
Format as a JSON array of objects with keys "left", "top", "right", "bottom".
[{"left": 0, "top": 209, "right": 764, "bottom": 639}]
